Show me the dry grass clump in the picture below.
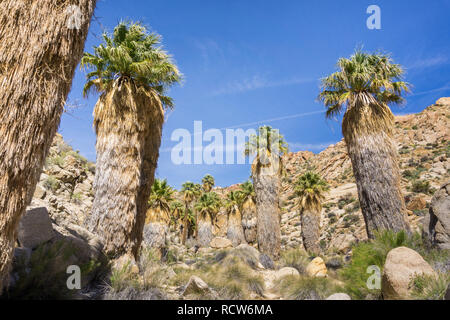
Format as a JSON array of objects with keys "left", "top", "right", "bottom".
[
  {"left": 170, "top": 250, "right": 265, "bottom": 300},
  {"left": 275, "top": 275, "right": 338, "bottom": 300},
  {"left": 410, "top": 272, "right": 450, "bottom": 300},
  {"left": 280, "top": 248, "right": 310, "bottom": 274}
]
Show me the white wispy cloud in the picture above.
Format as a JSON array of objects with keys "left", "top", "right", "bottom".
[
  {"left": 288, "top": 141, "right": 339, "bottom": 151},
  {"left": 211, "top": 75, "right": 315, "bottom": 96},
  {"left": 408, "top": 55, "right": 448, "bottom": 70},
  {"left": 411, "top": 82, "right": 450, "bottom": 97}
]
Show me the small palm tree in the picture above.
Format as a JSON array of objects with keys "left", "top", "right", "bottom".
[
  {"left": 143, "top": 179, "right": 174, "bottom": 252},
  {"left": 194, "top": 192, "right": 222, "bottom": 247},
  {"left": 318, "top": 50, "right": 410, "bottom": 238},
  {"left": 294, "top": 172, "right": 330, "bottom": 254},
  {"left": 244, "top": 126, "right": 288, "bottom": 259},
  {"left": 201, "top": 174, "right": 215, "bottom": 192},
  {"left": 225, "top": 191, "right": 246, "bottom": 246},
  {"left": 82, "top": 21, "right": 182, "bottom": 259},
  {"left": 239, "top": 181, "right": 257, "bottom": 244},
  {"left": 180, "top": 181, "right": 201, "bottom": 243},
  {"left": 170, "top": 200, "right": 184, "bottom": 228}
]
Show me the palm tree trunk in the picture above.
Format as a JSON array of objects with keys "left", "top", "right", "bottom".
[
  {"left": 241, "top": 198, "right": 257, "bottom": 244},
  {"left": 343, "top": 102, "right": 410, "bottom": 238},
  {"left": 301, "top": 209, "right": 321, "bottom": 254},
  {"left": 252, "top": 157, "right": 281, "bottom": 259},
  {"left": 0, "top": 0, "right": 95, "bottom": 292},
  {"left": 143, "top": 208, "right": 168, "bottom": 256},
  {"left": 227, "top": 209, "right": 246, "bottom": 247},
  {"left": 197, "top": 213, "right": 213, "bottom": 247},
  {"left": 86, "top": 83, "right": 164, "bottom": 260}
]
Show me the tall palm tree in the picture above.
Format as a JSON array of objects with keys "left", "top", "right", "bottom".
[
  {"left": 201, "top": 174, "right": 215, "bottom": 192},
  {"left": 225, "top": 191, "right": 246, "bottom": 246},
  {"left": 169, "top": 200, "right": 184, "bottom": 232},
  {"left": 0, "top": 0, "right": 96, "bottom": 292},
  {"left": 244, "top": 126, "right": 288, "bottom": 259},
  {"left": 239, "top": 181, "right": 257, "bottom": 244},
  {"left": 294, "top": 172, "right": 329, "bottom": 254},
  {"left": 82, "top": 22, "right": 182, "bottom": 260},
  {"left": 180, "top": 182, "right": 201, "bottom": 244},
  {"left": 318, "top": 50, "right": 410, "bottom": 238},
  {"left": 143, "top": 179, "right": 174, "bottom": 253},
  {"left": 194, "top": 192, "right": 222, "bottom": 247}
]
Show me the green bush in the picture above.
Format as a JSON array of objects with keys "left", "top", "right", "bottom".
[
  {"left": 411, "top": 180, "right": 431, "bottom": 194},
  {"left": 410, "top": 273, "right": 450, "bottom": 300},
  {"left": 280, "top": 248, "right": 310, "bottom": 274}
]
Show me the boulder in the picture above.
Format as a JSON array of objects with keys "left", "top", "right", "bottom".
[
  {"left": 260, "top": 254, "right": 275, "bottom": 270},
  {"left": 406, "top": 196, "right": 427, "bottom": 211},
  {"left": 274, "top": 267, "right": 300, "bottom": 280},
  {"left": 328, "top": 233, "right": 356, "bottom": 253},
  {"left": 382, "top": 246, "right": 437, "bottom": 300},
  {"left": 427, "top": 182, "right": 450, "bottom": 249},
  {"left": 182, "top": 276, "right": 211, "bottom": 296},
  {"left": 210, "top": 237, "right": 232, "bottom": 249},
  {"left": 326, "top": 293, "right": 351, "bottom": 300},
  {"left": 18, "top": 207, "right": 54, "bottom": 248},
  {"left": 306, "top": 257, "right": 328, "bottom": 277},
  {"left": 435, "top": 97, "right": 450, "bottom": 106}
]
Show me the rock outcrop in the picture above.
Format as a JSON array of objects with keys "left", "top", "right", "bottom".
[{"left": 427, "top": 182, "right": 450, "bottom": 249}]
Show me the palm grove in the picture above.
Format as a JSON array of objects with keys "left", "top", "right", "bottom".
[{"left": 0, "top": 7, "right": 414, "bottom": 294}]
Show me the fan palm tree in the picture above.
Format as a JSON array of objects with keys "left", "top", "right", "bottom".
[
  {"left": 318, "top": 50, "right": 410, "bottom": 238},
  {"left": 0, "top": 0, "right": 96, "bottom": 292},
  {"left": 239, "top": 181, "right": 257, "bottom": 244},
  {"left": 244, "top": 126, "right": 288, "bottom": 259},
  {"left": 201, "top": 174, "right": 215, "bottom": 192},
  {"left": 82, "top": 22, "right": 182, "bottom": 260},
  {"left": 143, "top": 179, "right": 174, "bottom": 253},
  {"left": 180, "top": 181, "right": 201, "bottom": 244},
  {"left": 194, "top": 192, "right": 222, "bottom": 247},
  {"left": 225, "top": 191, "right": 246, "bottom": 246},
  {"left": 294, "top": 172, "right": 329, "bottom": 254},
  {"left": 169, "top": 200, "right": 184, "bottom": 231}
]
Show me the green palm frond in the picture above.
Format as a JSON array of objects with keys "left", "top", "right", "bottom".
[
  {"left": 194, "top": 192, "right": 222, "bottom": 220},
  {"left": 148, "top": 178, "right": 175, "bottom": 213},
  {"left": 294, "top": 172, "right": 329, "bottom": 212},
  {"left": 318, "top": 49, "right": 410, "bottom": 118},
  {"left": 81, "top": 21, "right": 182, "bottom": 109},
  {"left": 244, "top": 125, "right": 289, "bottom": 159},
  {"left": 201, "top": 174, "right": 215, "bottom": 192}
]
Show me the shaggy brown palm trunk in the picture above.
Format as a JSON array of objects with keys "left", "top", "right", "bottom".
[
  {"left": 143, "top": 208, "right": 168, "bottom": 258},
  {"left": 301, "top": 209, "right": 321, "bottom": 255},
  {"left": 227, "top": 208, "right": 246, "bottom": 247},
  {"left": 86, "top": 83, "right": 164, "bottom": 260},
  {"left": 252, "top": 156, "right": 281, "bottom": 259},
  {"left": 343, "top": 98, "right": 410, "bottom": 238},
  {"left": 0, "top": 0, "right": 95, "bottom": 292},
  {"left": 197, "top": 213, "right": 213, "bottom": 247},
  {"left": 241, "top": 198, "right": 257, "bottom": 244}
]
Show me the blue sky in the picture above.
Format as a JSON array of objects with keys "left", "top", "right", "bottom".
[{"left": 60, "top": 0, "right": 450, "bottom": 189}]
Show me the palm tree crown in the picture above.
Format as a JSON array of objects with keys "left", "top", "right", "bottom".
[
  {"left": 201, "top": 174, "right": 215, "bottom": 192},
  {"left": 294, "top": 172, "right": 329, "bottom": 212},
  {"left": 81, "top": 21, "right": 182, "bottom": 108},
  {"left": 239, "top": 180, "right": 255, "bottom": 203},
  {"left": 195, "top": 192, "right": 222, "bottom": 220},
  {"left": 148, "top": 178, "right": 175, "bottom": 213},
  {"left": 181, "top": 181, "right": 201, "bottom": 203},
  {"left": 318, "top": 50, "right": 410, "bottom": 119},
  {"left": 244, "top": 126, "right": 288, "bottom": 165},
  {"left": 225, "top": 190, "right": 243, "bottom": 214}
]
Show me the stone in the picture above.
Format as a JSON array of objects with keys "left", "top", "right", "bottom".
[
  {"left": 306, "top": 257, "right": 328, "bottom": 277},
  {"left": 428, "top": 182, "right": 450, "bottom": 249},
  {"left": 33, "top": 184, "right": 47, "bottom": 200},
  {"left": 406, "top": 196, "right": 427, "bottom": 211},
  {"left": 274, "top": 267, "right": 300, "bottom": 280},
  {"left": 435, "top": 97, "right": 450, "bottom": 105},
  {"left": 182, "top": 276, "right": 211, "bottom": 296},
  {"left": 382, "top": 246, "right": 437, "bottom": 300},
  {"left": 13, "top": 247, "right": 32, "bottom": 265},
  {"left": 260, "top": 254, "right": 275, "bottom": 270},
  {"left": 210, "top": 237, "right": 232, "bottom": 249},
  {"left": 328, "top": 233, "right": 356, "bottom": 253},
  {"left": 326, "top": 293, "right": 351, "bottom": 300},
  {"left": 18, "top": 207, "right": 54, "bottom": 248},
  {"left": 445, "top": 284, "right": 450, "bottom": 300}
]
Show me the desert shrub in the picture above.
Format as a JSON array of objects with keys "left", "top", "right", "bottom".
[
  {"left": 43, "top": 175, "right": 60, "bottom": 191},
  {"left": 2, "top": 241, "right": 81, "bottom": 300},
  {"left": 410, "top": 273, "right": 450, "bottom": 300},
  {"left": 411, "top": 180, "right": 432, "bottom": 194},
  {"left": 275, "top": 275, "right": 337, "bottom": 300},
  {"left": 47, "top": 155, "right": 65, "bottom": 167},
  {"left": 71, "top": 192, "right": 82, "bottom": 204},
  {"left": 343, "top": 214, "right": 360, "bottom": 228},
  {"left": 280, "top": 248, "right": 310, "bottom": 274},
  {"left": 109, "top": 261, "right": 140, "bottom": 292}
]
